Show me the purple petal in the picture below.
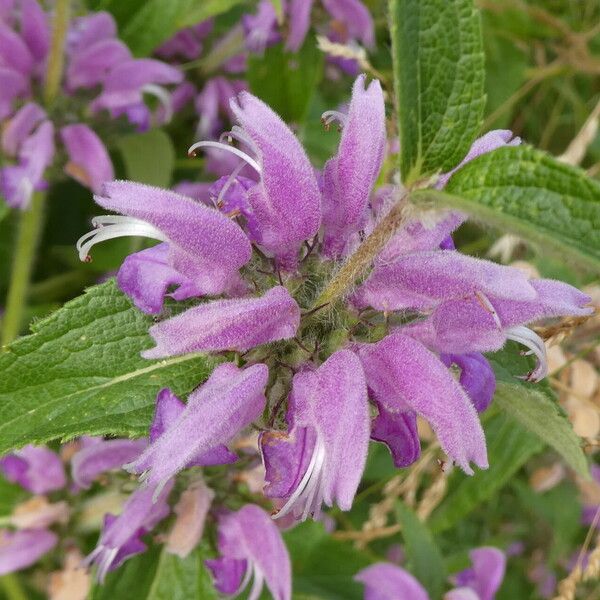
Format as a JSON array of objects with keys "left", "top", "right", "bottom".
[
  {"left": 355, "top": 563, "right": 429, "bottom": 600},
  {"left": 322, "top": 0, "right": 375, "bottom": 48},
  {"left": 0, "top": 445, "right": 66, "bottom": 493},
  {"left": 322, "top": 75, "right": 385, "bottom": 257},
  {"left": 441, "top": 353, "right": 496, "bottom": 413},
  {"left": 67, "top": 38, "right": 131, "bottom": 89},
  {"left": 230, "top": 92, "right": 321, "bottom": 267},
  {"left": 212, "top": 505, "right": 291, "bottom": 600},
  {"left": 68, "top": 12, "right": 116, "bottom": 54},
  {"left": 71, "top": 438, "right": 147, "bottom": 489},
  {"left": 61, "top": 124, "right": 114, "bottom": 193},
  {"left": 286, "top": 0, "right": 315, "bottom": 51},
  {"left": 354, "top": 250, "right": 537, "bottom": 312},
  {"left": 437, "top": 130, "right": 520, "bottom": 188},
  {"left": 125, "top": 363, "right": 268, "bottom": 490},
  {"left": 206, "top": 557, "right": 247, "bottom": 595},
  {"left": 357, "top": 333, "right": 488, "bottom": 475},
  {"left": 0, "top": 22, "right": 34, "bottom": 73},
  {"left": 242, "top": 0, "right": 281, "bottom": 53},
  {"left": 142, "top": 286, "right": 300, "bottom": 359},
  {"left": 454, "top": 547, "right": 506, "bottom": 600},
  {"left": 446, "top": 589, "right": 480, "bottom": 600},
  {"left": 0, "top": 529, "right": 57, "bottom": 575},
  {"left": 20, "top": 0, "right": 49, "bottom": 63},
  {"left": 262, "top": 350, "right": 370, "bottom": 517},
  {"left": 1, "top": 102, "right": 46, "bottom": 156},
  {"left": 116, "top": 244, "right": 204, "bottom": 314},
  {"left": 95, "top": 181, "right": 252, "bottom": 296},
  {"left": 0, "top": 67, "right": 29, "bottom": 118},
  {"left": 371, "top": 403, "right": 421, "bottom": 467}
]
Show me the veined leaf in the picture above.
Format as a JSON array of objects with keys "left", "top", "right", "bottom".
[
  {"left": 413, "top": 145, "right": 600, "bottom": 271},
  {"left": 389, "top": 0, "right": 485, "bottom": 184},
  {"left": 0, "top": 280, "right": 218, "bottom": 453},
  {"left": 429, "top": 412, "right": 543, "bottom": 533},
  {"left": 490, "top": 342, "right": 587, "bottom": 478},
  {"left": 396, "top": 502, "right": 445, "bottom": 599}
]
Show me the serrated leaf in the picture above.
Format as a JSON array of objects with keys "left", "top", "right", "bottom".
[
  {"left": 285, "top": 521, "right": 371, "bottom": 600},
  {"left": 429, "top": 412, "right": 543, "bottom": 533},
  {"left": 117, "top": 129, "right": 175, "bottom": 188},
  {"left": 248, "top": 41, "right": 323, "bottom": 123},
  {"left": 389, "top": 0, "right": 486, "bottom": 184},
  {"left": 92, "top": 545, "right": 217, "bottom": 599},
  {"left": 396, "top": 503, "right": 445, "bottom": 599},
  {"left": 414, "top": 145, "right": 600, "bottom": 270},
  {"left": 0, "top": 280, "right": 218, "bottom": 453}
]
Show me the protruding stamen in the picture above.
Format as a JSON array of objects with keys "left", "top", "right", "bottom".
[
  {"left": 273, "top": 437, "right": 326, "bottom": 521},
  {"left": 219, "top": 125, "right": 257, "bottom": 154},
  {"left": 76, "top": 216, "right": 168, "bottom": 262},
  {"left": 321, "top": 110, "right": 348, "bottom": 130},
  {"left": 506, "top": 325, "right": 548, "bottom": 382},
  {"left": 142, "top": 84, "right": 173, "bottom": 123},
  {"left": 187, "top": 140, "right": 261, "bottom": 174},
  {"left": 215, "top": 161, "right": 247, "bottom": 210}
]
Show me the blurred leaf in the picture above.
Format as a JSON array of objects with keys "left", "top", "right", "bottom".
[
  {"left": 271, "top": 0, "right": 284, "bottom": 23},
  {"left": 285, "top": 521, "right": 371, "bottom": 600},
  {"left": 0, "top": 203, "right": 8, "bottom": 224},
  {"left": 248, "top": 42, "right": 324, "bottom": 123},
  {"left": 389, "top": 0, "right": 486, "bottom": 184},
  {"left": 430, "top": 412, "right": 543, "bottom": 533},
  {"left": 0, "top": 280, "right": 219, "bottom": 453},
  {"left": 415, "top": 146, "right": 600, "bottom": 271},
  {"left": 117, "top": 129, "right": 175, "bottom": 188},
  {"left": 0, "top": 477, "right": 27, "bottom": 515},
  {"left": 396, "top": 503, "right": 445, "bottom": 599}
]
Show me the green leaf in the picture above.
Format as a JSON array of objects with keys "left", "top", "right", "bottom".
[
  {"left": 117, "top": 129, "right": 175, "bottom": 188},
  {"left": 0, "top": 203, "right": 8, "bottom": 224},
  {"left": 389, "top": 0, "right": 486, "bottom": 184},
  {"left": 285, "top": 521, "right": 371, "bottom": 600},
  {"left": 92, "top": 545, "right": 217, "bottom": 599},
  {"left": 396, "top": 503, "right": 445, "bottom": 599},
  {"left": 414, "top": 145, "right": 600, "bottom": 271},
  {"left": 248, "top": 42, "right": 323, "bottom": 123},
  {"left": 429, "top": 412, "right": 543, "bottom": 533},
  {"left": 0, "top": 280, "right": 218, "bottom": 453}
]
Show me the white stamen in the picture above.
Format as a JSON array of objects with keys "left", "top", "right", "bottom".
[
  {"left": 247, "top": 564, "right": 265, "bottom": 600},
  {"left": 142, "top": 84, "right": 173, "bottom": 123},
  {"left": 475, "top": 291, "right": 502, "bottom": 329},
  {"left": 215, "top": 162, "right": 247, "bottom": 210},
  {"left": 188, "top": 140, "right": 261, "bottom": 174},
  {"left": 236, "top": 561, "right": 254, "bottom": 596},
  {"left": 321, "top": 110, "right": 348, "bottom": 128},
  {"left": 76, "top": 216, "right": 168, "bottom": 261},
  {"left": 273, "top": 437, "right": 326, "bottom": 521},
  {"left": 506, "top": 325, "right": 548, "bottom": 382},
  {"left": 219, "top": 125, "right": 257, "bottom": 153}
]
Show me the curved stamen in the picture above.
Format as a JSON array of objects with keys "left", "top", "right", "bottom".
[
  {"left": 321, "top": 110, "right": 348, "bottom": 129},
  {"left": 76, "top": 216, "right": 168, "bottom": 261},
  {"left": 215, "top": 162, "right": 247, "bottom": 210},
  {"left": 506, "top": 325, "right": 548, "bottom": 382},
  {"left": 142, "top": 84, "right": 173, "bottom": 123},
  {"left": 273, "top": 437, "right": 326, "bottom": 521},
  {"left": 219, "top": 125, "right": 257, "bottom": 154},
  {"left": 188, "top": 140, "right": 261, "bottom": 174}
]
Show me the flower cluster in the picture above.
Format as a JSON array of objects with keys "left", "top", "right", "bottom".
[
  {"left": 0, "top": 3, "right": 181, "bottom": 209},
  {"left": 79, "top": 72, "right": 591, "bottom": 543}
]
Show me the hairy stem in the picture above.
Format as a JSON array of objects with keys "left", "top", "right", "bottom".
[
  {"left": 313, "top": 191, "right": 409, "bottom": 309},
  {"left": 1, "top": 0, "right": 71, "bottom": 346}
]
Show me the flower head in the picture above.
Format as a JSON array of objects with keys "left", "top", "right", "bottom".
[{"left": 0, "top": 444, "right": 66, "bottom": 494}]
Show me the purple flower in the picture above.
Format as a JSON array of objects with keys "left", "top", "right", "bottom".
[
  {"left": 406, "top": 278, "right": 592, "bottom": 382},
  {"left": 453, "top": 547, "right": 506, "bottom": 600},
  {"left": 206, "top": 504, "right": 291, "bottom": 600},
  {"left": 71, "top": 438, "right": 147, "bottom": 489},
  {"left": 142, "top": 286, "right": 300, "bottom": 358},
  {"left": 0, "top": 119, "right": 54, "bottom": 209},
  {"left": 441, "top": 353, "right": 496, "bottom": 413},
  {"left": 357, "top": 332, "right": 488, "bottom": 474},
  {"left": 195, "top": 77, "right": 247, "bottom": 139},
  {"left": 60, "top": 124, "right": 114, "bottom": 194},
  {"left": 0, "top": 444, "right": 66, "bottom": 493},
  {"left": 286, "top": 0, "right": 314, "bottom": 52},
  {"left": 125, "top": 364, "right": 268, "bottom": 495},
  {"left": 156, "top": 20, "right": 213, "bottom": 60},
  {"left": 321, "top": 74, "right": 385, "bottom": 257},
  {"left": 68, "top": 12, "right": 116, "bottom": 54},
  {"left": 260, "top": 350, "right": 370, "bottom": 519},
  {"left": 1, "top": 102, "right": 45, "bottom": 156},
  {"left": 77, "top": 181, "right": 252, "bottom": 309},
  {"left": 355, "top": 563, "right": 429, "bottom": 600},
  {"left": 190, "top": 91, "right": 321, "bottom": 269},
  {"left": 322, "top": 0, "right": 375, "bottom": 48},
  {"left": 242, "top": 0, "right": 281, "bottom": 53},
  {"left": 85, "top": 479, "right": 174, "bottom": 581},
  {"left": 0, "top": 67, "right": 28, "bottom": 119},
  {"left": 0, "top": 529, "right": 57, "bottom": 576}
]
